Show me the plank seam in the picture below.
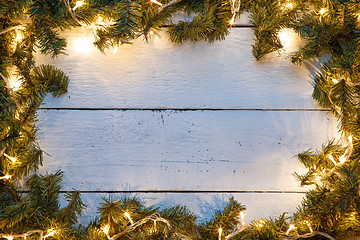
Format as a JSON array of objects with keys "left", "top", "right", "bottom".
[
  {"left": 39, "top": 107, "right": 330, "bottom": 112},
  {"left": 18, "top": 190, "right": 307, "bottom": 194}
]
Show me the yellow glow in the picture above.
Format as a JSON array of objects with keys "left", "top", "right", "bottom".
[
  {"left": 348, "top": 135, "right": 353, "bottom": 143},
  {"left": 229, "top": 16, "right": 235, "bottom": 25},
  {"left": 328, "top": 155, "right": 337, "bottom": 165},
  {"left": 15, "top": 31, "right": 23, "bottom": 42},
  {"left": 44, "top": 230, "right": 56, "bottom": 239},
  {"left": 73, "top": 1, "right": 84, "bottom": 11},
  {"left": 218, "top": 227, "right": 222, "bottom": 239},
  {"left": 286, "top": 224, "right": 295, "bottom": 235},
  {"left": 0, "top": 175, "right": 11, "bottom": 180},
  {"left": 278, "top": 28, "right": 298, "bottom": 51},
  {"left": 319, "top": 8, "right": 326, "bottom": 15},
  {"left": 305, "top": 220, "right": 313, "bottom": 233},
  {"left": 150, "top": 0, "right": 163, "bottom": 6},
  {"left": 339, "top": 154, "right": 346, "bottom": 164},
  {"left": 240, "top": 211, "right": 245, "bottom": 226},
  {"left": 149, "top": 30, "right": 154, "bottom": 35},
  {"left": 124, "top": 212, "right": 134, "bottom": 224},
  {"left": 332, "top": 78, "right": 339, "bottom": 84},
  {"left": 4, "top": 153, "right": 17, "bottom": 163},
  {"left": 102, "top": 225, "right": 110, "bottom": 235},
  {"left": 74, "top": 37, "right": 93, "bottom": 53},
  {"left": 5, "top": 236, "right": 13, "bottom": 240},
  {"left": 9, "top": 76, "right": 23, "bottom": 91},
  {"left": 113, "top": 46, "right": 118, "bottom": 54},
  {"left": 285, "top": 3, "right": 293, "bottom": 9}
]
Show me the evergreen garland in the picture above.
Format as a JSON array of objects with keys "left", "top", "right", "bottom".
[{"left": 1, "top": 0, "right": 360, "bottom": 239}]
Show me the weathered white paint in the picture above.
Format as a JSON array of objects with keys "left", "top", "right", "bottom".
[
  {"left": 35, "top": 27, "right": 340, "bottom": 223},
  {"left": 36, "top": 28, "right": 319, "bottom": 109},
  {"left": 37, "top": 110, "right": 339, "bottom": 191}
]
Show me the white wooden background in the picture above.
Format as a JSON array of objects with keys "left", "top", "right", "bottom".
[{"left": 34, "top": 23, "right": 340, "bottom": 225}]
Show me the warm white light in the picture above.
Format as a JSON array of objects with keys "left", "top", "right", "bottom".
[
  {"left": 332, "top": 78, "right": 339, "bottom": 84},
  {"left": 278, "top": 28, "right": 297, "bottom": 50},
  {"left": 229, "top": 15, "right": 235, "bottom": 25},
  {"left": 5, "top": 236, "right": 13, "bottom": 240},
  {"left": 15, "top": 31, "right": 23, "bottom": 42},
  {"left": 314, "top": 174, "right": 321, "bottom": 181},
  {"left": 102, "top": 224, "right": 110, "bottom": 236},
  {"left": 286, "top": 224, "right": 295, "bottom": 234},
  {"left": 0, "top": 175, "right": 11, "bottom": 180},
  {"left": 339, "top": 154, "right": 346, "bottom": 164},
  {"left": 240, "top": 211, "right": 245, "bottom": 227},
  {"left": 348, "top": 135, "right": 353, "bottom": 143},
  {"left": 124, "top": 212, "right": 134, "bottom": 224},
  {"left": 9, "top": 76, "right": 22, "bottom": 91},
  {"left": 305, "top": 221, "right": 313, "bottom": 233},
  {"left": 74, "top": 37, "right": 93, "bottom": 53},
  {"left": 72, "top": 1, "right": 84, "bottom": 11},
  {"left": 285, "top": 3, "right": 293, "bottom": 9},
  {"left": 218, "top": 227, "right": 222, "bottom": 240},
  {"left": 328, "top": 155, "right": 337, "bottom": 165},
  {"left": 149, "top": 30, "right": 154, "bottom": 35},
  {"left": 44, "top": 230, "right": 56, "bottom": 239},
  {"left": 113, "top": 46, "right": 118, "bottom": 54},
  {"left": 319, "top": 8, "right": 326, "bottom": 15},
  {"left": 150, "top": 0, "right": 163, "bottom": 6},
  {"left": 4, "top": 153, "right": 17, "bottom": 163}
]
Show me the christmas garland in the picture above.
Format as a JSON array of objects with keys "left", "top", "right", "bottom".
[{"left": 1, "top": 0, "right": 360, "bottom": 239}]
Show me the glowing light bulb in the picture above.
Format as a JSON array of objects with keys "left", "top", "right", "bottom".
[
  {"left": 332, "top": 78, "right": 339, "bottom": 84},
  {"left": 72, "top": 1, "right": 84, "bottom": 11},
  {"left": 4, "top": 153, "right": 17, "bottom": 163},
  {"left": 218, "top": 227, "right": 222, "bottom": 240},
  {"left": 113, "top": 46, "right": 118, "bottom": 54},
  {"left": 15, "top": 31, "right": 23, "bottom": 42},
  {"left": 305, "top": 221, "right": 313, "bottom": 233},
  {"left": 314, "top": 174, "right": 321, "bottom": 181},
  {"left": 5, "top": 236, "right": 13, "bottom": 240},
  {"left": 319, "top": 8, "right": 326, "bottom": 15},
  {"left": 286, "top": 224, "right": 295, "bottom": 234},
  {"left": 0, "top": 175, "right": 11, "bottom": 180},
  {"left": 240, "top": 211, "right": 245, "bottom": 227},
  {"left": 74, "top": 37, "right": 93, "bottom": 53},
  {"left": 97, "top": 16, "right": 103, "bottom": 24},
  {"left": 44, "top": 230, "right": 56, "bottom": 239},
  {"left": 150, "top": 0, "right": 163, "bottom": 6},
  {"left": 102, "top": 225, "right": 110, "bottom": 236},
  {"left": 348, "top": 135, "right": 353, "bottom": 143},
  {"left": 229, "top": 14, "right": 236, "bottom": 25},
  {"left": 339, "top": 154, "right": 346, "bottom": 164},
  {"left": 149, "top": 30, "right": 154, "bottom": 35},
  {"left": 285, "top": 3, "right": 293, "bottom": 9},
  {"left": 124, "top": 212, "right": 134, "bottom": 224},
  {"left": 328, "top": 155, "right": 337, "bottom": 165}
]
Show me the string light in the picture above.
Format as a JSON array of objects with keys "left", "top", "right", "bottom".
[
  {"left": 72, "top": 1, "right": 84, "bottom": 11},
  {"left": 150, "top": 0, "right": 163, "bottom": 6},
  {"left": 113, "top": 46, "right": 118, "bottom": 54},
  {"left": 286, "top": 224, "right": 295, "bottom": 235},
  {"left": 124, "top": 212, "right": 134, "bottom": 225},
  {"left": 4, "top": 236, "right": 13, "bottom": 240},
  {"left": 229, "top": 15, "right": 236, "bottom": 25},
  {"left": 305, "top": 220, "right": 313, "bottom": 233},
  {"left": 339, "top": 154, "right": 346, "bottom": 164},
  {"left": 44, "top": 230, "right": 56, "bottom": 239},
  {"left": 319, "top": 8, "right": 326, "bottom": 15},
  {"left": 4, "top": 153, "right": 17, "bottom": 163},
  {"left": 0, "top": 175, "right": 11, "bottom": 180},
  {"left": 285, "top": 3, "right": 293, "bottom": 9},
  {"left": 15, "top": 31, "right": 23, "bottom": 42},
  {"left": 218, "top": 227, "right": 222, "bottom": 240},
  {"left": 240, "top": 211, "right": 245, "bottom": 227},
  {"left": 331, "top": 78, "right": 339, "bottom": 84},
  {"left": 102, "top": 225, "right": 110, "bottom": 239},
  {"left": 328, "top": 155, "right": 337, "bottom": 165}
]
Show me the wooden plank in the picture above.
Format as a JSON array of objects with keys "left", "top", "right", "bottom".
[
  {"left": 37, "top": 110, "right": 339, "bottom": 191},
  {"left": 35, "top": 28, "right": 321, "bottom": 109},
  {"left": 59, "top": 192, "right": 305, "bottom": 224}
]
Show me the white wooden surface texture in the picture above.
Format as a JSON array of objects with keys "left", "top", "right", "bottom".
[{"left": 35, "top": 27, "right": 340, "bottom": 223}]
